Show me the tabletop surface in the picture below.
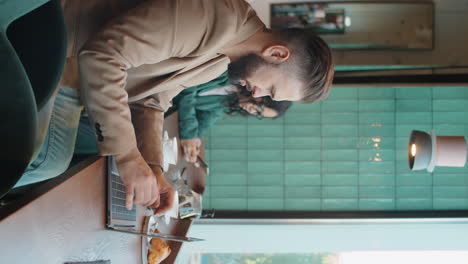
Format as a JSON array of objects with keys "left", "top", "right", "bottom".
[{"left": 0, "top": 112, "right": 205, "bottom": 264}]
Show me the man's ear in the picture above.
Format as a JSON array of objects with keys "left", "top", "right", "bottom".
[{"left": 261, "top": 45, "right": 290, "bottom": 64}]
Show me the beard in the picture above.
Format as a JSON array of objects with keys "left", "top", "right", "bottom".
[{"left": 227, "top": 54, "right": 269, "bottom": 88}]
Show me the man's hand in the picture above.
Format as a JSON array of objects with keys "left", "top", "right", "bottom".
[
  {"left": 115, "top": 148, "right": 159, "bottom": 210},
  {"left": 180, "top": 138, "right": 201, "bottom": 163},
  {"left": 149, "top": 167, "right": 176, "bottom": 215}
]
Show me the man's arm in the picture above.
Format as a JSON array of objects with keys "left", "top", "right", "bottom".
[{"left": 77, "top": 0, "right": 182, "bottom": 210}]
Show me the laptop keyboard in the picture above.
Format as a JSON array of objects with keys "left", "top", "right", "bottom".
[{"left": 110, "top": 173, "right": 137, "bottom": 221}]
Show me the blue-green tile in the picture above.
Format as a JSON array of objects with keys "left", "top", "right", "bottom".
[
  {"left": 289, "top": 102, "right": 321, "bottom": 112},
  {"left": 211, "top": 186, "right": 247, "bottom": 198},
  {"left": 211, "top": 198, "right": 247, "bottom": 210},
  {"left": 396, "top": 173, "right": 432, "bottom": 186},
  {"left": 322, "top": 113, "right": 358, "bottom": 124},
  {"left": 248, "top": 173, "right": 283, "bottom": 186},
  {"left": 328, "top": 88, "right": 358, "bottom": 99},
  {"left": 395, "top": 137, "right": 411, "bottom": 149},
  {"left": 204, "top": 85, "right": 468, "bottom": 212},
  {"left": 359, "top": 199, "right": 395, "bottom": 210},
  {"left": 203, "top": 199, "right": 211, "bottom": 209},
  {"left": 285, "top": 174, "right": 321, "bottom": 186},
  {"left": 396, "top": 88, "right": 432, "bottom": 99},
  {"left": 359, "top": 100, "right": 395, "bottom": 112},
  {"left": 285, "top": 186, "right": 321, "bottom": 198},
  {"left": 285, "top": 161, "right": 321, "bottom": 174},
  {"left": 434, "top": 124, "right": 468, "bottom": 135},
  {"left": 396, "top": 112, "right": 432, "bottom": 124},
  {"left": 396, "top": 199, "right": 433, "bottom": 210},
  {"left": 211, "top": 161, "right": 247, "bottom": 173},
  {"left": 322, "top": 149, "right": 358, "bottom": 161},
  {"left": 323, "top": 173, "right": 358, "bottom": 186},
  {"left": 322, "top": 161, "right": 358, "bottom": 174},
  {"left": 359, "top": 174, "right": 395, "bottom": 186},
  {"left": 248, "top": 161, "right": 282, "bottom": 174},
  {"left": 433, "top": 87, "right": 468, "bottom": 99},
  {"left": 359, "top": 161, "right": 395, "bottom": 174},
  {"left": 322, "top": 137, "right": 357, "bottom": 149},
  {"left": 285, "top": 199, "right": 321, "bottom": 210},
  {"left": 434, "top": 186, "right": 468, "bottom": 198},
  {"left": 435, "top": 165, "right": 468, "bottom": 173},
  {"left": 433, "top": 199, "right": 468, "bottom": 210},
  {"left": 285, "top": 149, "right": 321, "bottom": 161},
  {"left": 360, "top": 186, "right": 394, "bottom": 198},
  {"left": 248, "top": 125, "right": 283, "bottom": 137},
  {"left": 248, "top": 149, "right": 283, "bottom": 161},
  {"left": 285, "top": 137, "right": 321, "bottom": 149},
  {"left": 359, "top": 124, "right": 395, "bottom": 137},
  {"left": 434, "top": 112, "right": 468, "bottom": 124},
  {"left": 211, "top": 125, "right": 246, "bottom": 137},
  {"left": 284, "top": 112, "right": 321, "bottom": 124},
  {"left": 285, "top": 125, "right": 321, "bottom": 137},
  {"left": 248, "top": 186, "right": 284, "bottom": 198},
  {"left": 210, "top": 149, "right": 246, "bottom": 161},
  {"left": 322, "top": 199, "right": 358, "bottom": 210},
  {"left": 211, "top": 173, "right": 247, "bottom": 185},
  {"left": 248, "top": 137, "right": 284, "bottom": 149},
  {"left": 322, "top": 100, "right": 358, "bottom": 112},
  {"left": 396, "top": 100, "right": 432, "bottom": 112},
  {"left": 396, "top": 161, "right": 422, "bottom": 174},
  {"left": 395, "top": 148, "right": 410, "bottom": 161},
  {"left": 359, "top": 88, "right": 395, "bottom": 99},
  {"left": 358, "top": 137, "right": 395, "bottom": 149},
  {"left": 396, "top": 124, "right": 432, "bottom": 137},
  {"left": 433, "top": 174, "right": 468, "bottom": 186},
  {"left": 203, "top": 187, "right": 211, "bottom": 198},
  {"left": 210, "top": 137, "right": 247, "bottom": 149},
  {"left": 322, "top": 125, "right": 358, "bottom": 137},
  {"left": 248, "top": 199, "right": 284, "bottom": 210},
  {"left": 359, "top": 149, "right": 395, "bottom": 162},
  {"left": 323, "top": 186, "right": 358, "bottom": 198},
  {"left": 434, "top": 100, "right": 468, "bottom": 112},
  {"left": 360, "top": 113, "right": 395, "bottom": 125},
  {"left": 397, "top": 186, "right": 432, "bottom": 198}
]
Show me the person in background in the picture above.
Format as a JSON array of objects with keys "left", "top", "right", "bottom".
[
  {"left": 75, "top": 73, "right": 292, "bottom": 164},
  {"left": 165, "top": 71, "right": 292, "bottom": 163}
]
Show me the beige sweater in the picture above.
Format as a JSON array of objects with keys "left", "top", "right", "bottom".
[{"left": 61, "top": 0, "right": 264, "bottom": 165}]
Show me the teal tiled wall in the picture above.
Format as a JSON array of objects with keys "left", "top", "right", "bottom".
[{"left": 204, "top": 87, "right": 468, "bottom": 211}]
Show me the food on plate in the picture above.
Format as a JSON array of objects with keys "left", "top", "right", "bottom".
[{"left": 147, "top": 231, "right": 171, "bottom": 264}]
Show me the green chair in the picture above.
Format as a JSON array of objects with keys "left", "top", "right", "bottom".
[{"left": 0, "top": 0, "right": 67, "bottom": 198}]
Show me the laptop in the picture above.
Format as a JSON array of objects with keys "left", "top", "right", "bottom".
[
  {"left": 105, "top": 156, "right": 204, "bottom": 242},
  {"left": 106, "top": 156, "right": 137, "bottom": 231}
]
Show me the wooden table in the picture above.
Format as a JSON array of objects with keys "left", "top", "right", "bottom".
[{"left": 0, "top": 112, "right": 205, "bottom": 264}]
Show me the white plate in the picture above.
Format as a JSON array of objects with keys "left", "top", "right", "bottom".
[{"left": 141, "top": 215, "right": 158, "bottom": 264}]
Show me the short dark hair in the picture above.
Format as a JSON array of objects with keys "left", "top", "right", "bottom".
[{"left": 273, "top": 28, "right": 334, "bottom": 104}]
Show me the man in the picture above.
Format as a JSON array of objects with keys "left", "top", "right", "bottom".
[{"left": 19, "top": 0, "right": 334, "bottom": 213}]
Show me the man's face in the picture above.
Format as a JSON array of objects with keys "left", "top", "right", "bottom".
[{"left": 227, "top": 54, "right": 304, "bottom": 101}]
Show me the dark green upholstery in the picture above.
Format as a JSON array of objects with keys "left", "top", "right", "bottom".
[
  {"left": 0, "top": 0, "right": 67, "bottom": 198},
  {"left": 7, "top": 0, "right": 67, "bottom": 111},
  {"left": 0, "top": 32, "right": 37, "bottom": 198}
]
